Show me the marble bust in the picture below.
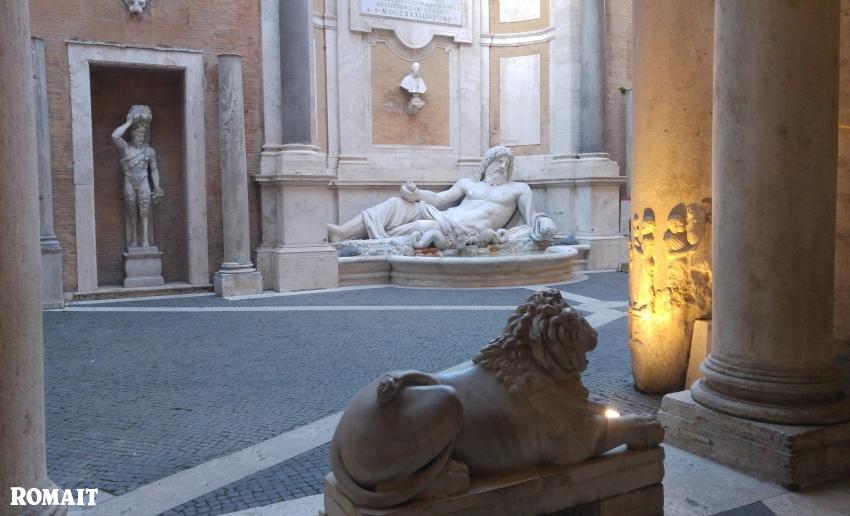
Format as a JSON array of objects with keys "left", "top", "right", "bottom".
[
  {"left": 330, "top": 290, "right": 665, "bottom": 507},
  {"left": 400, "top": 62, "right": 427, "bottom": 114},
  {"left": 111, "top": 105, "right": 164, "bottom": 249},
  {"left": 327, "top": 146, "right": 557, "bottom": 249}
]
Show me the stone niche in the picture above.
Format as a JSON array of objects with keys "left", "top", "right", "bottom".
[
  {"left": 371, "top": 40, "right": 451, "bottom": 146},
  {"left": 68, "top": 42, "right": 209, "bottom": 293},
  {"left": 90, "top": 66, "right": 187, "bottom": 287}
]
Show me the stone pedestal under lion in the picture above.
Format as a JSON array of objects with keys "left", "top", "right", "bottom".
[{"left": 324, "top": 291, "right": 666, "bottom": 516}]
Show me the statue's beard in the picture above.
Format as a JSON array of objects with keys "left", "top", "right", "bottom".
[{"left": 485, "top": 172, "right": 507, "bottom": 186}]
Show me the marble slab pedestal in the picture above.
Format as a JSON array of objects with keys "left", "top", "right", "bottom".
[
  {"left": 324, "top": 447, "right": 664, "bottom": 516},
  {"left": 123, "top": 246, "right": 165, "bottom": 288}
]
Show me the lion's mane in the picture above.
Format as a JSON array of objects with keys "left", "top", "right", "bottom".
[{"left": 472, "top": 290, "right": 597, "bottom": 395}]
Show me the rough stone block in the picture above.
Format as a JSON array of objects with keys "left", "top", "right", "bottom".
[
  {"left": 323, "top": 447, "right": 664, "bottom": 516},
  {"left": 658, "top": 390, "right": 850, "bottom": 489},
  {"left": 271, "top": 246, "right": 339, "bottom": 292},
  {"left": 214, "top": 270, "right": 263, "bottom": 297},
  {"left": 684, "top": 319, "right": 711, "bottom": 389}
]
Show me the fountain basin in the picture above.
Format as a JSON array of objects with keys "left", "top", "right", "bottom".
[{"left": 339, "top": 245, "right": 578, "bottom": 288}]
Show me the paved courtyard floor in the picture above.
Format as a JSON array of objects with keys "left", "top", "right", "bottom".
[{"left": 43, "top": 272, "right": 850, "bottom": 516}]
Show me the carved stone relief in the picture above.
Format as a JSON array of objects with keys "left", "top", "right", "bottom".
[
  {"left": 629, "top": 208, "right": 656, "bottom": 311},
  {"left": 628, "top": 198, "right": 712, "bottom": 393},
  {"left": 630, "top": 199, "right": 711, "bottom": 317},
  {"left": 663, "top": 202, "right": 712, "bottom": 313},
  {"left": 123, "top": 0, "right": 147, "bottom": 15}
]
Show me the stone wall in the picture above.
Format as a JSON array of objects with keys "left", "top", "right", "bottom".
[
  {"left": 837, "top": 2, "right": 850, "bottom": 349},
  {"left": 29, "top": 0, "right": 263, "bottom": 292},
  {"left": 489, "top": 42, "right": 551, "bottom": 156}
]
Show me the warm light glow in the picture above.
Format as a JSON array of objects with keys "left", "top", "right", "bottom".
[{"left": 604, "top": 408, "right": 620, "bottom": 419}]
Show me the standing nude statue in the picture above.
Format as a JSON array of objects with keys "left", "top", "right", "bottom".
[
  {"left": 327, "top": 146, "right": 556, "bottom": 248},
  {"left": 112, "top": 105, "right": 164, "bottom": 249}
]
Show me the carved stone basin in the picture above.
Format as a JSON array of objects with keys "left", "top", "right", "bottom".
[{"left": 338, "top": 245, "right": 578, "bottom": 288}]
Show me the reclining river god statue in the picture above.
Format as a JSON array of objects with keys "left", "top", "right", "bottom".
[{"left": 327, "top": 146, "right": 557, "bottom": 250}]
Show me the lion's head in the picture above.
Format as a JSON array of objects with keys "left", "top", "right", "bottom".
[{"left": 473, "top": 290, "right": 597, "bottom": 395}]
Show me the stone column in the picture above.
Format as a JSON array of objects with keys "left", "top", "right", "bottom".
[
  {"left": 255, "top": 0, "right": 338, "bottom": 292},
  {"left": 215, "top": 54, "right": 263, "bottom": 297},
  {"left": 628, "top": 0, "right": 714, "bottom": 393},
  {"left": 280, "top": 0, "right": 315, "bottom": 149},
  {"left": 566, "top": 0, "right": 626, "bottom": 270},
  {"left": 580, "top": 0, "right": 605, "bottom": 155},
  {"left": 691, "top": 0, "right": 848, "bottom": 425},
  {"left": 661, "top": 0, "right": 850, "bottom": 489},
  {"left": 0, "top": 1, "right": 57, "bottom": 512},
  {"left": 32, "top": 37, "right": 64, "bottom": 309}
]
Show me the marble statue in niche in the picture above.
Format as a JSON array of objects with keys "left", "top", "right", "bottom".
[
  {"left": 329, "top": 290, "right": 664, "bottom": 508},
  {"left": 400, "top": 62, "right": 427, "bottom": 115},
  {"left": 327, "top": 146, "right": 557, "bottom": 249},
  {"left": 123, "top": 0, "right": 147, "bottom": 15},
  {"left": 629, "top": 208, "right": 656, "bottom": 311},
  {"left": 112, "top": 105, "right": 164, "bottom": 250}
]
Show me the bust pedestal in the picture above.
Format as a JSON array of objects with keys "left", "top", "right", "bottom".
[{"left": 123, "top": 246, "right": 165, "bottom": 288}]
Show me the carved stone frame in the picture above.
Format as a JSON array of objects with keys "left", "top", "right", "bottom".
[
  {"left": 350, "top": 0, "right": 473, "bottom": 48},
  {"left": 68, "top": 41, "right": 210, "bottom": 292}
]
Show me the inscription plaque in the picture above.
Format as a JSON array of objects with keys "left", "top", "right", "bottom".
[{"left": 360, "top": 0, "right": 464, "bottom": 26}]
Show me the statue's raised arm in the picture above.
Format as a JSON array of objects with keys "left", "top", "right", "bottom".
[{"left": 111, "top": 112, "right": 135, "bottom": 152}]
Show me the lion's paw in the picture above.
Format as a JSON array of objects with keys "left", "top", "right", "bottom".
[{"left": 622, "top": 414, "right": 665, "bottom": 450}]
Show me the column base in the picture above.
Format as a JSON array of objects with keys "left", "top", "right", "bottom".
[
  {"left": 256, "top": 245, "right": 339, "bottom": 292},
  {"left": 41, "top": 242, "right": 64, "bottom": 309},
  {"left": 214, "top": 269, "right": 263, "bottom": 297},
  {"left": 693, "top": 357, "right": 850, "bottom": 425},
  {"left": 659, "top": 390, "right": 850, "bottom": 489},
  {"left": 123, "top": 247, "right": 165, "bottom": 288}
]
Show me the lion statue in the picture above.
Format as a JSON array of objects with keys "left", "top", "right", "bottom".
[{"left": 329, "top": 290, "right": 664, "bottom": 508}]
